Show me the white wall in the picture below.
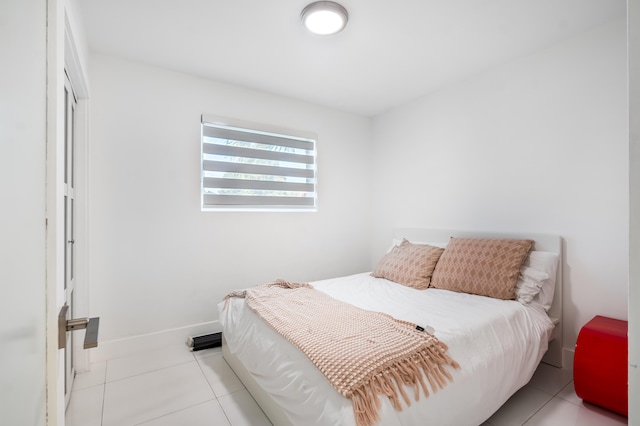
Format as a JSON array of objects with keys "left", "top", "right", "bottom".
[
  {"left": 0, "top": 1, "right": 47, "bottom": 424},
  {"left": 371, "top": 18, "right": 628, "bottom": 355},
  {"left": 66, "top": 0, "right": 91, "bottom": 94},
  {"left": 87, "top": 54, "right": 372, "bottom": 348},
  {"left": 629, "top": 0, "right": 639, "bottom": 422}
]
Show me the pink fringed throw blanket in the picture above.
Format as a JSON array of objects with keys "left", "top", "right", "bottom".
[{"left": 225, "top": 281, "right": 460, "bottom": 426}]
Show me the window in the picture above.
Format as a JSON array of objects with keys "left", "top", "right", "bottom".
[{"left": 201, "top": 115, "right": 317, "bottom": 211}]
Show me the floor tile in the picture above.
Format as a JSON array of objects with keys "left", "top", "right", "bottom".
[
  {"left": 197, "top": 353, "right": 245, "bottom": 397},
  {"left": 135, "top": 400, "right": 231, "bottom": 426},
  {"left": 487, "top": 385, "right": 554, "bottom": 426},
  {"left": 106, "top": 343, "right": 195, "bottom": 382},
  {"left": 102, "top": 361, "right": 215, "bottom": 426},
  {"left": 218, "top": 389, "right": 272, "bottom": 426},
  {"left": 66, "top": 384, "right": 104, "bottom": 426},
  {"left": 192, "top": 346, "right": 223, "bottom": 360},
  {"left": 556, "top": 381, "right": 582, "bottom": 406},
  {"left": 527, "top": 363, "right": 573, "bottom": 396},
  {"left": 66, "top": 341, "right": 630, "bottom": 426},
  {"left": 524, "top": 398, "right": 628, "bottom": 426},
  {"left": 72, "top": 362, "right": 107, "bottom": 391}
]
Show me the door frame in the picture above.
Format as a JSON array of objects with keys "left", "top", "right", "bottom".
[
  {"left": 63, "top": 3, "right": 91, "bottom": 378},
  {"left": 46, "top": 0, "right": 90, "bottom": 423}
]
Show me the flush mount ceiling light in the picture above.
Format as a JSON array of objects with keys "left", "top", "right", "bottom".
[{"left": 301, "top": 1, "right": 349, "bottom": 35}]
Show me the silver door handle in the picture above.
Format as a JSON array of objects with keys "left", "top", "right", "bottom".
[{"left": 58, "top": 305, "right": 100, "bottom": 349}]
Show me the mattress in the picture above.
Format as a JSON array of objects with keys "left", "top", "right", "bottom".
[{"left": 219, "top": 272, "right": 554, "bottom": 426}]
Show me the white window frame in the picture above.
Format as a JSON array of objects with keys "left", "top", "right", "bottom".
[{"left": 201, "top": 115, "right": 318, "bottom": 212}]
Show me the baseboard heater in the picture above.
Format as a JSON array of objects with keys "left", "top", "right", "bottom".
[{"left": 188, "top": 332, "right": 222, "bottom": 351}]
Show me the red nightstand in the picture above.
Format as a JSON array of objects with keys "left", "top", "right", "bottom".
[{"left": 574, "top": 315, "right": 628, "bottom": 416}]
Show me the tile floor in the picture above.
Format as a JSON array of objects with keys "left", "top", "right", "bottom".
[{"left": 66, "top": 343, "right": 628, "bottom": 426}]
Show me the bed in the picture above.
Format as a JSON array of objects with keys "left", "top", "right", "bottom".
[{"left": 219, "top": 228, "right": 563, "bottom": 426}]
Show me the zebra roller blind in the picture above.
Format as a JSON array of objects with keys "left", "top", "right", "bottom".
[{"left": 201, "top": 116, "right": 317, "bottom": 211}]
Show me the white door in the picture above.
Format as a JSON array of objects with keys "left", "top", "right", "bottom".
[
  {"left": 46, "top": 1, "right": 92, "bottom": 423},
  {"left": 63, "top": 71, "right": 78, "bottom": 406}
]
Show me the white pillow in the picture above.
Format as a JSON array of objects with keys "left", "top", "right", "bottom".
[
  {"left": 521, "top": 251, "right": 559, "bottom": 311},
  {"left": 515, "top": 266, "right": 550, "bottom": 304}
]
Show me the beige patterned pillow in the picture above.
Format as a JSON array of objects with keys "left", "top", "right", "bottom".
[
  {"left": 430, "top": 237, "right": 533, "bottom": 300},
  {"left": 371, "top": 239, "right": 445, "bottom": 289}
]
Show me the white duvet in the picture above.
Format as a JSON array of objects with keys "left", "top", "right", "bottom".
[{"left": 219, "top": 273, "right": 554, "bottom": 426}]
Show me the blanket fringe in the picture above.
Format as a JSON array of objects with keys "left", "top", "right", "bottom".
[
  {"left": 223, "top": 280, "right": 311, "bottom": 309},
  {"left": 222, "top": 289, "right": 247, "bottom": 310},
  {"left": 349, "top": 347, "right": 460, "bottom": 426}
]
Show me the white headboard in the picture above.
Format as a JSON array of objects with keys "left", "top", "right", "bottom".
[{"left": 392, "top": 228, "right": 563, "bottom": 368}]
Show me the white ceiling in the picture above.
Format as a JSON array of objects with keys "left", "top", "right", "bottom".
[{"left": 76, "top": 0, "right": 626, "bottom": 117}]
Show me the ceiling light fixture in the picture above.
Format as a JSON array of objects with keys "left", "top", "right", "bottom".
[{"left": 301, "top": 1, "right": 349, "bottom": 35}]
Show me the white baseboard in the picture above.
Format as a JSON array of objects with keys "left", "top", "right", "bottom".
[{"left": 89, "top": 321, "right": 221, "bottom": 363}]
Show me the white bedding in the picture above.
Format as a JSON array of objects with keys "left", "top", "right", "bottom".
[{"left": 219, "top": 272, "right": 554, "bottom": 426}]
